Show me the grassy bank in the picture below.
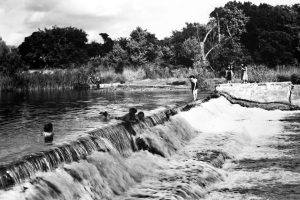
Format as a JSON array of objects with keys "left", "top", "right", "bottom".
[
  {"left": 247, "top": 65, "right": 300, "bottom": 83},
  {"left": 0, "top": 64, "right": 299, "bottom": 91}
]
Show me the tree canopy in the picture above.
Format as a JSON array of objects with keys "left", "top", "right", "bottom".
[
  {"left": 0, "top": 1, "right": 298, "bottom": 75},
  {"left": 19, "top": 26, "right": 89, "bottom": 68}
]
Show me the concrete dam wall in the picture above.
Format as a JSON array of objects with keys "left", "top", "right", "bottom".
[{"left": 216, "top": 82, "right": 300, "bottom": 107}]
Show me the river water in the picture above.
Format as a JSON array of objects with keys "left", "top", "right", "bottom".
[
  {"left": 0, "top": 91, "right": 300, "bottom": 199},
  {"left": 0, "top": 89, "right": 205, "bottom": 165}
]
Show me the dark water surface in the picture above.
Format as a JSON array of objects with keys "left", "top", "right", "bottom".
[{"left": 0, "top": 89, "right": 208, "bottom": 165}]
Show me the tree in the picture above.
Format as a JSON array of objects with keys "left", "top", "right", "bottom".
[
  {"left": 182, "top": 37, "right": 201, "bottom": 64},
  {"left": 206, "top": 2, "right": 250, "bottom": 69},
  {"left": 127, "top": 27, "right": 160, "bottom": 66},
  {"left": 99, "top": 33, "right": 114, "bottom": 56},
  {"left": 102, "top": 43, "right": 129, "bottom": 73},
  {"left": 169, "top": 23, "right": 207, "bottom": 67},
  {"left": 0, "top": 37, "right": 24, "bottom": 75},
  {"left": 86, "top": 41, "right": 102, "bottom": 58},
  {"left": 230, "top": 1, "right": 300, "bottom": 67},
  {"left": 18, "top": 26, "right": 89, "bottom": 69}
]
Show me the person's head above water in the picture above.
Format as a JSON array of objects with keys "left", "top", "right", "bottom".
[
  {"left": 129, "top": 108, "right": 137, "bottom": 114},
  {"left": 137, "top": 111, "right": 145, "bottom": 120},
  {"left": 43, "top": 123, "right": 53, "bottom": 133},
  {"left": 100, "top": 111, "right": 109, "bottom": 117}
]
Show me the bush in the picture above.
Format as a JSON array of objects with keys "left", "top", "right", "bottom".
[
  {"left": 122, "top": 67, "right": 146, "bottom": 82},
  {"left": 291, "top": 73, "right": 300, "bottom": 84},
  {"left": 170, "top": 81, "right": 187, "bottom": 85},
  {"left": 143, "top": 63, "right": 172, "bottom": 79},
  {"left": 115, "top": 74, "right": 127, "bottom": 84},
  {"left": 247, "top": 65, "right": 277, "bottom": 82},
  {"left": 277, "top": 74, "right": 291, "bottom": 82},
  {"left": 99, "top": 70, "right": 127, "bottom": 83}
]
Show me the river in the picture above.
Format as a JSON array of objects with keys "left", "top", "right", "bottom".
[
  {"left": 0, "top": 89, "right": 208, "bottom": 165},
  {"left": 0, "top": 91, "right": 299, "bottom": 199}
]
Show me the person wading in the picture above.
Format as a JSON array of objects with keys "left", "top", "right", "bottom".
[
  {"left": 189, "top": 75, "right": 198, "bottom": 101},
  {"left": 241, "top": 64, "right": 248, "bottom": 83}
]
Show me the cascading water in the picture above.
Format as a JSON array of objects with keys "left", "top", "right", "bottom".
[{"left": 0, "top": 96, "right": 299, "bottom": 200}]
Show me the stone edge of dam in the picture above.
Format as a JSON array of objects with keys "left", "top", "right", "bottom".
[{"left": 216, "top": 81, "right": 300, "bottom": 107}]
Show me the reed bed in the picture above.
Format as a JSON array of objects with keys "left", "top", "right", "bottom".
[{"left": 0, "top": 64, "right": 299, "bottom": 91}]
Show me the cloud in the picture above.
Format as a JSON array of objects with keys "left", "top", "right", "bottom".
[
  {"left": 1, "top": 0, "right": 300, "bottom": 45},
  {"left": 25, "top": 0, "right": 59, "bottom": 12}
]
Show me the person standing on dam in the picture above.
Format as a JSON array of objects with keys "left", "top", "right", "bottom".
[
  {"left": 241, "top": 64, "right": 248, "bottom": 83},
  {"left": 226, "top": 65, "right": 233, "bottom": 84},
  {"left": 189, "top": 75, "right": 198, "bottom": 101}
]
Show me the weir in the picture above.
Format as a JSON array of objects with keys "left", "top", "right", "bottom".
[
  {"left": 1, "top": 84, "right": 299, "bottom": 199},
  {"left": 0, "top": 97, "right": 209, "bottom": 190},
  {"left": 216, "top": 82, "right": 300, "bottom": 109}
]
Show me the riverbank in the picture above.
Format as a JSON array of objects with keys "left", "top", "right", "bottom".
[{"left": 1, "top": 65, "right": 299, "bottom": 92}]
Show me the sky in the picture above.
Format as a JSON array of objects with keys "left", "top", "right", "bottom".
[{"left": 0, "top": 0, "right": 299, "bottom": 46}]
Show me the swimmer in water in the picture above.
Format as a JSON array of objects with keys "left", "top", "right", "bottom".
[
  {"left": 42, "top": 123, "right": 54, "bottom": 144},
  {"left": 99, "top": 111, "right": 110, "bottom": 121},
  {"left": 116, "top": 108, "right": 138, "bottom": 123},
  {"left": 137, "top": 111, "right": 145, "bottom": 122}
]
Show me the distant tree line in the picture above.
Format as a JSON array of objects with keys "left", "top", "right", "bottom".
[{"left": 0, "top": 1, "right": 299, "bottom": 76}]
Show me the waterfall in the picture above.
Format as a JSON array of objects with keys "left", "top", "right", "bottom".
[
  {"left": 0, "top": 100, "right": 199, "bottom": 191},
  {"left": 1, "top": 94, "right": 298, "bottom": 200},
  {"left": 0, "top": 110, "right": 207, "bottom": 200}
]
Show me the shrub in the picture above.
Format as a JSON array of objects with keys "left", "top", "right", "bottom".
[
  {"left": 291, "top": 73, "right": 300, "bottom": 84},
  {"left": 247, "top": 65, "right": 277, "bottom": 83},
  {"left": 122, "top": 67, "right": 146, "bottom": 82},
  {"left": 99, "top": 70, "right": 127, "bottom": 83},
  {"left": 276, "top": 74, "right": 291, "bottom": 82},
  {"left": 115, "top": 74, "right": 127, "bottom": 84},
  {"left": 143, "top": 63, "right": 172, "bottom": 79}
]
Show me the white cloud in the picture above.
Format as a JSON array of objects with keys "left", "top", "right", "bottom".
[
  {"left": 26, "top": 11, "right": 46, "bottom": 23},
  {"left": 0, "top": 0, "right": 299, "bottom": 45}
]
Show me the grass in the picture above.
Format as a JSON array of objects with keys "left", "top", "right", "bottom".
[
  {"left": 0, "top": 63, "right": 299, "bottom": 91},
  {"left": 247, "top": 65, "right": 300, "bottom": 84}
]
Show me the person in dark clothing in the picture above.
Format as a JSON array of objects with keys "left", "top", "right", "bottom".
[
  {"left": 226, "top": 65, "right": 233, "bottom": 84},
  {"left": 42, "top": 123, "right": 54, "bottom": 144},
  {"left": 189, "top": 75, "right": 198, "bottom": 101},
  {"left": 117, "top": 108, "right": 138, "bottom": 123},
  {"left": 137, "top": 111, "right": 145, "bottom": 122},
  {"left": 99, "top": 111, "right": 110, "bottom": 121}
]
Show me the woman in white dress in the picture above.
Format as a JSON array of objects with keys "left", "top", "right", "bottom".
[{"left": 241, "top": 64, "right": 248, "bottom": 83}]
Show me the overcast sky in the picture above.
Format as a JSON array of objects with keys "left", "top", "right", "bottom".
[{"left": 0, "top": 0, "right": 298, "bottom": 46}]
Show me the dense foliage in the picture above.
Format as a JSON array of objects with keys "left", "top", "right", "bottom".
[
  {"left": 18, "top": 27, "right": 89, "bottom": 69},
  {"left": 0, "top": 1, "right": 299, "bottom": 77},
  {"left": 227, "top": 2, "right": 300, "bottom": 67}
]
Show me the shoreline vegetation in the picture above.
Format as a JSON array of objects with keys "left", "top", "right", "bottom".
[
  {"left": 1, "top": 1, "right": 299, "bottom": 92},
  {"left": 0, "top": 64, "right": 299, "bottom": 92}
]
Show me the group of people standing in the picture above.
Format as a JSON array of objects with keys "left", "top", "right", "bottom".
[
  {"left": 226, "top": 63, "right": 248, "bottom": 84},
  {"left": 189, "top": 63, "right": 249, "bottom": 102}
]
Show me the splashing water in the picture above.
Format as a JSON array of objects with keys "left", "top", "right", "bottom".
[{"left": 0, "top": 96, "right": 300, "bottom": 199}]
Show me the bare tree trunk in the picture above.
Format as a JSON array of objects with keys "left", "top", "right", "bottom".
[{"left": 217, "top": 13, "right": 221, "bottom": 43}]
